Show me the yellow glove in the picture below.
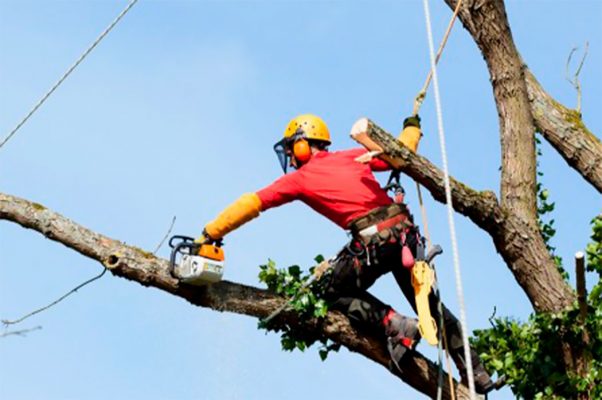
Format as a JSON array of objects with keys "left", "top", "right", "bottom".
[
  {"left": 204, "top": 193, "right": 262, "bottom": 240},
  {"left": 398, "top": 115, "right": 422, "bottom": 153}
]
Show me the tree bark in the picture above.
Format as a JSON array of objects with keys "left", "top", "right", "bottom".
[
  {"left": 525, "top": 70, "right": 602, "bottom": 193},
  {"left": 0, "top": 192, "right": 471, "bottom": 400}
]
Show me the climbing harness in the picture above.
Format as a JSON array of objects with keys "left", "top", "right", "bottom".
[{"left": 0, "top": 0, "right": 140, "bottom": 149}]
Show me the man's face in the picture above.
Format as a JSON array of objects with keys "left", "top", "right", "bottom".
[{"left": 286, "top": 147, "right": 298, "bottom": 169}]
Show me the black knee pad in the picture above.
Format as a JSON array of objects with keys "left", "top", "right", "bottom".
[{"left": 347, "top": 299, "right": 375, "bottom": 325}]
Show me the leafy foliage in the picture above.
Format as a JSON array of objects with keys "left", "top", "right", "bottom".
[
  {"left": 257, "top": 256, "right": 340, "bottom": 361},
  {"left": 472, "top": 215, "right": 602, "bottom": 399},
  {"left": 535, "top": 136, "right": 567, "bottom": 280}
]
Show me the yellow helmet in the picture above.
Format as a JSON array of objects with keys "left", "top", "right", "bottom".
[
  {"left": 283, "top": 114, "right": 331, "bottom": 143},
  {"left": 274, "top": 114, "right": 331, "bottom": 173}
]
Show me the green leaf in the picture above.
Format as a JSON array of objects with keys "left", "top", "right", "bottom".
[
  {"left": 288, "top": 265, "right": 301, "bottom": 278},
  {"left": 491, "top": 358, "right": 503, "bottom": 371}
]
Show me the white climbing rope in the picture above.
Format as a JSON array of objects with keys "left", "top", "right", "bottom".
[
  {"left": 0, "top": 0, "right": 140, "bottom": 150},
  {"left": 420, "top": 0, "right": 477, "bottom": 398}
]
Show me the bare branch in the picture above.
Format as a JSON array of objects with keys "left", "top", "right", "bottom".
[
  {"left": 153, "top": 216, "right": 176, "bottom": 254},
  {"left": 0, "top": 326, "right": 42, "bottom": 338},
  {"left": 2, "top": 268, "right": 106, "bottom": 327},
  {"left": 565, "top": 42, "right": 589, "bottom": 114}
]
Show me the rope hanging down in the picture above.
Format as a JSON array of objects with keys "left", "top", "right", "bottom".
[
  {"left": 421, "top": 0, "right": 477, "bottom": 398},
  {"left": 0, "top": 0, "right": 140, "bottom": 150},
  {"left": 408, "top": 1, "right": 462, "bottom": 397},
  {"left": 412, "top": 0, "right": 462, "bottom": 117},
  {"left": 412, "top": 0, "right": 462, "bottom": 251}
]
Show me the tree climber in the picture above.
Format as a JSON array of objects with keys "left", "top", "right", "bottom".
[{"left": 200, "top": 114, "right": 494, "bottom": 394}]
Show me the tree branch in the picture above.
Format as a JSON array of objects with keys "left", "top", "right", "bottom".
[
  {"left": 0, "top": 192, "right": 471, "bottom": 400},
  {"left": 525, "top": 70, "right": 602, "bottom": 193}
]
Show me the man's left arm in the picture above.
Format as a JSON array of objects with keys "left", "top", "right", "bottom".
[{"left": 203, "top": 193, "right": 263, "bottom": 241}]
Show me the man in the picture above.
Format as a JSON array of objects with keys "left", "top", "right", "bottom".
[{"left": 200, "top": 114, "right": 494, "bottom": 394}]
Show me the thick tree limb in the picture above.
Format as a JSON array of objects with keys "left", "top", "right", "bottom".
[
  {"left": 0, "top": 192, "right": 471, "bottom": 400},
  {"left": 525, "top": 70, "right": 602, "bottom": 193},
  {"left": 350, "top": 118, "right": 502, "bottom": 232},
  {"left": 351, "top": 118, "right": 575, "bottom": 312}
]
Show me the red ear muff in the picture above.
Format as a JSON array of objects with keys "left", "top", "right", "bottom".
[{"left": 293, "top": 139, "right": 311, "bottom": 163}]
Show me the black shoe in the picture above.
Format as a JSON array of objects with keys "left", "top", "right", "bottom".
[
  {"left": 471, "top": 364, "right": 495, "bottom": 395},
  {"left": 457, "top": 358, "right": 495, "bottom": 395},
  {"left": 385, "top": 315, "right": 421, "bottom": 372}
]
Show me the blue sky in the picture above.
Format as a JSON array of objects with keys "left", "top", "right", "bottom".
[{"left": 0, "top": 1, "right": 600, "bottom": 399}]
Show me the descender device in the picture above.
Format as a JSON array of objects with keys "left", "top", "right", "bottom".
[
  {"left": 169, "top": 235, "right": 225, "bottom": 285},
  {"left": 412, "top": 241, "right": 443, "bottom": 346}
]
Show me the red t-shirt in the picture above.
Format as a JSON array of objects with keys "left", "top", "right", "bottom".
[{"left": 256, "top": 148, "right": 393, "bottom": 229}]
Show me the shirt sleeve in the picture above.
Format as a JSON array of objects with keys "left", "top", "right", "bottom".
[
  {"left": 256, "top": 172, "right": 302, "bottom": 211},
  {"left": 348, "top": 147, "right": 392, "bottom": 172}
]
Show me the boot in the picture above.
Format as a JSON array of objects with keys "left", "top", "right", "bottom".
[
  {"left": 383, "top": 309, "right": 421, "bottom": 371},
  {"left": 451, "top": 347, "right": 495, "bottom": 395}
]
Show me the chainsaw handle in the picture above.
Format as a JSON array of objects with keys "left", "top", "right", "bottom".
[
  {"left": 168, "top": 235, "right": 195, "bottom": 249},
  {"left": 169, "top": 236, "right": 201, "bottom": 279}
]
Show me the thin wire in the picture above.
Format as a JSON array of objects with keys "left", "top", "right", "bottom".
[
  {"left": 421, "top": 0, "right": 476, "bottom": 398},
  {"left": 0, "top": 0, "right": 140, "bottom": 150}
]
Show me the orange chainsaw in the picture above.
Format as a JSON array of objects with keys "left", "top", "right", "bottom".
[{"left": 169, "top": 235, "right": 225, "bottom": 285}]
